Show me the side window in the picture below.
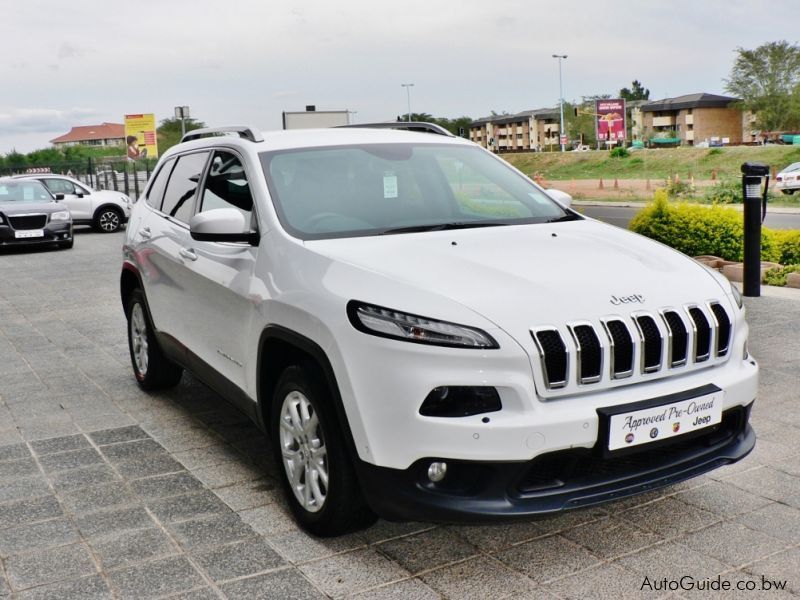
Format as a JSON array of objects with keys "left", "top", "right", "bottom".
[
  {"left": 161, "top": 152, "right": 211, "bottom": 221},
  {"left": 43, "top": 179, "right": 70, "bottom": 194},
  {"left": 144, "top": 159, "right": 174, "bottom": 210},
  {"left": 200, "top": 151, "right": 254, "bottom": 221}
]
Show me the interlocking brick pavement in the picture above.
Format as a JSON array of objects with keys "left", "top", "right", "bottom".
[{"left": 1, "top": 230, "right": 799, "bottom": 599}]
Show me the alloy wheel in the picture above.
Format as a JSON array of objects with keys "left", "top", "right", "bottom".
[
  {"left": 130, "top": 302, "right": 149, "bottom": 375},
  {"left": 99, "top": 210, "right": 120, "bottom": 232}
]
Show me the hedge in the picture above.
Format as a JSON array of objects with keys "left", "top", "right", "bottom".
[{"left": 629, "top": 190, "right": 800, "bottom": 265}]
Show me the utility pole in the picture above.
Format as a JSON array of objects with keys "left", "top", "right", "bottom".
[
  {"left": 552, "top": 54, "right": 567, "bottom": 152},
  {"left": 401, "top": 83, "right": 414, "bottom": 122}
]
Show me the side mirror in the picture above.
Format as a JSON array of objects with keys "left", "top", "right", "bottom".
[
  {"left": 54, "top": 193, "right": 65, "bottom": 201},
  {"left": 189, "top": 208, "right": 258, "bottom": 244},
  {"left": 547, "top": 188, "right": 573, "bottom": 208},
  {"left": 72, "top": 189, "right": 85, "bottom": 197}
]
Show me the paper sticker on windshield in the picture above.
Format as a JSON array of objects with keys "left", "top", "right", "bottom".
[
  {"left": 383, "top": 172, "right": 398, "bottom": 199},
  {"left": 23, "top": 187, "right": 34, "bottom": 201}
]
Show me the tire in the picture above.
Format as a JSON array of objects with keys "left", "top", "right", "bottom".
[
  {"left": 781, "top": 189, "right": 796, "bottom": 195},
  {"left": 94, "top": 207, "right": 123, "bottom": 233},
  {"left": 126, "top": 289, "right": 182, "bottom": 390},
  {"left": 271, "top": 363, "right": 376, "bottom": 537}
]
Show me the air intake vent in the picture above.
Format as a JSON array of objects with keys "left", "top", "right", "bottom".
[
  {"left": 570, "top": 324, "right": 602, "bottom": 384},
  {"left": 635, "top": 315, "right": 662, "bottom": 373},
  {"left": 532, "top": 330, "right": 568, "bottom": 389},
  {"left": 603, "top": 320, "right": 634, "bottom": 379},
  {"left": 709, "top": 303, "right": 731, "bottom": 356},
  {"left": 662, "top": 311, "right": 688, "bottom": 367},
  {"left": 688, "top": 307, "right": 711, "bottom": 362}
]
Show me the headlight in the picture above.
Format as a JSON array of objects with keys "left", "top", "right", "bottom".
[
  {"left": 347, "top": 301, "right": 499, "bottom": 348},
  {"left": 50, "top": 210, "right": 71, "bottom": 222},
  {"left": 730, "top": 282, "right": 743, "bottom": 309},
  {"left": 120, "top": 195, "right": 131, "bottom": 204}
]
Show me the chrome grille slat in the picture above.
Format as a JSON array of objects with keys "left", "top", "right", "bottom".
[
  {"left": 687, "top": 306, "right": 711, "bottom": 362},
  {"left": 532, "top": 329, "right": 568, "bottom": 389},
  {"left": 708, "top": 302, "right": 731, "bottom": 356},
  {"left": 661, "top": 310, "right": 689, "bottom": 367},
  {"left": 602, "top": 319, "right": 634, "bottom": 379},
  {"left": 569, "top": 323, "right": 602, "bottom": 384},
  {"left": 633, "top": 314, "right": 663, "bottom": 373}
]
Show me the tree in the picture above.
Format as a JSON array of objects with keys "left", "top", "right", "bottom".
[
  {"left": 619, "top": 80, "right": 650, "bottom": 101},
  {"left": 157, "top": 117, "right": 207, "bottom": 153},
  {"left": 725, "top": 41, "right": 800, "bottom": 131}
]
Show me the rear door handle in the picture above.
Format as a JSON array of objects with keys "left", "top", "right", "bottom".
[
  {"left": 179, "top": 247, "right": 197, "bottom": 261},
  {"left": 139, "top": 227, "right": 151, "bottom": 239}
]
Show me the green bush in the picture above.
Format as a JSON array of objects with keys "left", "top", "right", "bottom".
[
  {"left": 609, "top": 147, "right": 629, "bottom": 159},
  {"left": 630, "top": 190, "right": 785, "bottom": 262},
  {"left": 707, "top": 148, "right": 723, "bottom": 156},
  {"left": 770, "top": 229, "right": 800, "bottom": 265},
  {"left": 703, "top": 178, "right": 742, "bottom": 204},
  {"left": 664, "top": 177, "right": 695, "bottom": 198},
  {"left": 764, "top": 265, "right": 800, "bottom": 286}
]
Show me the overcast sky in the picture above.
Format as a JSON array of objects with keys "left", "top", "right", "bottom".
[{"left": 0, "top": 0, "right": 794, "bottom": 153}]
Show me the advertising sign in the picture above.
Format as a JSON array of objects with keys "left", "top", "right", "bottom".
[
  {"left": 595, "top": 99, "right": 627, "bottom": 142},
  {"left": 124, "top": 114, "right": 158, "bottom": 160}
]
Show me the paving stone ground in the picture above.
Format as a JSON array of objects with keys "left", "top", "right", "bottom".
[{"left": 1, "top": 229, "right": 799, "bottom": 599}]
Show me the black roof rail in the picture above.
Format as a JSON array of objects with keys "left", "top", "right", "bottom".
[
  {"left": 181, "top": 126, "right": 264, "bottom": 144},
  {"left": 337, "top": 122, "right": 455, "bottom": 137}
]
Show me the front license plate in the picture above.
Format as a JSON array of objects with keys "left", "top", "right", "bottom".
[
  {"left": 14, "top": 230, "right": 44, "bottom": 239},
  {"left": 607, "top": 390, "right": 723, "bottom": 451}
]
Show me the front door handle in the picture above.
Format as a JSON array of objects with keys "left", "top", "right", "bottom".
[
  {"left": 139, "top": 227, "right": 151, "bottom": 239},
  {"left": 179, "top": 247, "right": 197, "bottom": 261}
]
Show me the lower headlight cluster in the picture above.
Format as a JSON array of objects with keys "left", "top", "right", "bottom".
[
  {"left": 347, "top": 301, "right": 498, "bottom": 348},
  {"left": 50, "top": 210, "right": 71, "bottom": 222}
]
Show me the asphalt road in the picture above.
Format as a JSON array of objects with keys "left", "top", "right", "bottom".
[{"left": 579, "top": 204, "right": 800, "bottom": 230}]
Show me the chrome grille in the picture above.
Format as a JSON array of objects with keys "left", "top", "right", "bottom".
[
  {"left": 532, "top": 301, "right": 733, "bottom": 391},
  {"left": 9, "top": 214, "right": 47, "bottom": 230}
]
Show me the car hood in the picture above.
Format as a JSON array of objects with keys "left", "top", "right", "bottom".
[
  {"left": 305, "top": 219, "right": 731, "bottom": 336},
  {"left": 0, "top": 201, "right": 61, "bottom": 214}
]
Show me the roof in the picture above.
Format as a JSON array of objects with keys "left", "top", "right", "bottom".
[
  {"left": 641, "top": 93, "right": 741, "bottom": 113},
  {"left": 50, "top": 123, "right": 125, "bottom": 144},
  {"left": 470, "top": 108, "right": 559, "bottom": 127}
]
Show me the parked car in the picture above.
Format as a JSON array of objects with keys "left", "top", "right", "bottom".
[
  {"left": 121, "top": 123, "right": 757, "bottom": 536},
  {"left": 775, "top": 162, "right": 800, "bottom": 195},
  {"left": 0, "top": 178, "right": 73, "bottom": 249},
  {"left": 15, "top": 174, "right": 131, "bottom": 232}
]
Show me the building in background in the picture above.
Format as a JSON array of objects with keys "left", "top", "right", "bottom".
[
  {"left": 469, "top": 108, "right": 560, "bottom": 153},
  {"left": 641, "top": 93, "right": 743, "bottom": 147},
  {"left": 50, "top": 123, "right": 125, "bottom": 148},
  {"left": 282, "top": 106, "right": 350, "bottom": 130}
]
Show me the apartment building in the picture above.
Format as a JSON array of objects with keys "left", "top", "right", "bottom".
[
  {"left": 641, "top": 93, "right": 742, "bottom": 146},
  {"left": 469, "top": 108, "right": 560, "bottom": 152}
]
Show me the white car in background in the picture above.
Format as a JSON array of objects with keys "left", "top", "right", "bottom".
[
  {"left": 775, "top": 162, "right": 800, "bottom": 195},
  {"left": 15, "top": 174, "right": 132, "bottom": 232}
]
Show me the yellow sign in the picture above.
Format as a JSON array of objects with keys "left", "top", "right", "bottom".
[{"left": 124, "top": 114, "right": 158, "bottom": 160}]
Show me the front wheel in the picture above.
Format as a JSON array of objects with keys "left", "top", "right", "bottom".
[
  {"left": 95, "top": 207, "right": 123, "bottom": 233},
  {"left": 271, "top": 363, "right": 376, "bottom": 537},
  {"left": 126, "top": 289, "right": 182, "bottom": 390}
]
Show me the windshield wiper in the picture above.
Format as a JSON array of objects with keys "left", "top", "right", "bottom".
[
  {"left": 380, "top": 221, "right": 512, "bottom": 235},
  {"left": 545, "top": 213, "right": 583, "bottom": 223}
]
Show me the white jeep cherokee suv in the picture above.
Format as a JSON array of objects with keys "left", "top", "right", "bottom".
[{"left": 121, "top": 124, "right": 757, "bottom": 536}]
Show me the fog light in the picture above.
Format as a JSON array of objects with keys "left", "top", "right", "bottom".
[
  {"left": 428, "top": 461, "right": 447, "bottom": 482},
  {"left": 419, "top": 386, "right": 501, "bottom": 418}
]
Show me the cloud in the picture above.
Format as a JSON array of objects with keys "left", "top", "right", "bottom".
[{"left": 0, "top": 108, "right": 101, "bottom": 135}]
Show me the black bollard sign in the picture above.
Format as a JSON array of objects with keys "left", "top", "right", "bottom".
[{"left": 741, "top": 162, "right": 770, "bottom": 297}]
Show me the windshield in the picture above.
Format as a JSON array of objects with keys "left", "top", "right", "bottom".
[
  {"left": 260, "top": 143, "right": 577, "bottom": 240},
  {"left": 0, "top": 180, "right": 53, "bottom": 203}
]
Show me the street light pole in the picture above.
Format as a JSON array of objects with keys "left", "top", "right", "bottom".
[
  {"left": 552, "top": 54, "right": 567, "bottom": 152},
  {"left": 401, "top": 83, "right": 414, "bottom": 122}
]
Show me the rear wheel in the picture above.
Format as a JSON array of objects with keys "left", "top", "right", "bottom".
[
  {"left": 126, "top": 289, "right": 182, "bottom": 390},
  {"left": 271, "top": 363, "right": 376, "bottom": 537},
  {"left": 95, "top": 207, "right": 123, "bottom": 232}
]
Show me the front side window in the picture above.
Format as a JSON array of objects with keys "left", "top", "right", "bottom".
[
  {"left": 200, "top": 151, "right": 254, "bottom": 220},
  {"left": 145, "top": 158, "right": 175, "bottom": 210},
  {"left": 160, "top": 152, "right": 209, "bottom": 222},
  {"left": 260, "top": 143, "right": 575, "bottom": 240}
]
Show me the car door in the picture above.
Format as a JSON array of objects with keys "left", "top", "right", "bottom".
[
  {"left": 142, "top": 150, "right": 211, "bottom": 351},
  {"left": 42, "top": 178, "right": 92, "bottom": 221},
  {"left": 176, "top": 149, "right": 260, "bottom": 397}
]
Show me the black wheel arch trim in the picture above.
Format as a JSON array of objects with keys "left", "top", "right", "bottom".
[{"left": 257, "top": 325, "right": 361, "bottom": 461}]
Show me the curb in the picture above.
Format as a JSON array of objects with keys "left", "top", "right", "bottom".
[{"left": 571, "top": 200, "right": 800, "bottom": 215}]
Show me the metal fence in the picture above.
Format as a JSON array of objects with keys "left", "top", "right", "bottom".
[{"left": 0, "top": 157, "right": 155, "bottom": 200}]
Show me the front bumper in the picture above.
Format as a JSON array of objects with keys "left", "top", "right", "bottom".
[
  {"left": 357, "top": 403, "right": 754, "bottom": 522},
  {"left": 0, "top": 223, "right": 73, "bottom": 246}
]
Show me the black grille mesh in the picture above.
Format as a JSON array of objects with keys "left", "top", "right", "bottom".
[
  {"left": 688, "top": 307, "right": 711, "bottom": 361},
  {"left": 9, "top": 215, "right": 47, "bottom": 230},
  {"left": 534, "top": 330, "right": 568, "bottom": 387},
  {"left": 605, "top": 320, "right": 634, "bottom": 377},
  {"left": 663, "top": 311, "right": 688, "bottom": 366},
  {"left": 573, "top": 325, "right": 601, "bottom": 382},
  {"left": 709, "top": 303, "right": 731, "bottom": 356},
  {"left": 636, "top": 315, "right": 662, "bottom": 371}
]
